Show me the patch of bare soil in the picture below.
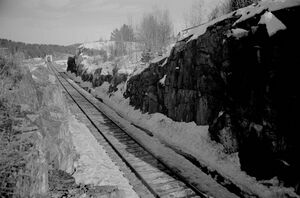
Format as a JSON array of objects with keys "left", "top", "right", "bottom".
[{"left": 48, "top": 169, "right": 120, "bottom": 198}]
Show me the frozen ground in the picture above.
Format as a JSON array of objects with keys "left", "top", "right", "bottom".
[
  {"left": 80, "top": 79, "right": 298, "bottom": 198},
  {"left": 54, "top": 60, "right": 68, "bottom": 70},
  {"left": 26, "top": 59, "right": 139, "bottom": 198},
  {"left": 63, "top": 75, "right": 239, "bottom": 198},
  {"left": 67, "top": 114, "right": 139, "bottom": 198},
  {"left": 77, "top": 40, "right": 174, "bottom": 78},
  {"left": 61, "top": 66, "right": 299, "bottom": 198},
  {"left": 76, "top": 51, "right": 144, "bottom": 76},
  {"left": 56, "top": 3, "right": 300, "bottom": 194}
]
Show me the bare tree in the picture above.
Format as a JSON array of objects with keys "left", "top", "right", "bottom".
[
  {"left": 109, "top": 24, "right": 136, "bottom": 57},
  {"left": 158, "top": 9, "right": 173, "bottom": 50},
  {"left": 230, "top": 0, "right": 258, "bottom": 11},
  {"left": 208, "top": 1, "right": 231, "bottom": 21},
  {"left": 183, "top": 0, "right": 204, "bottom": 28},
  {"left": 138, "top": 8, "right": 173, "bottom": 54},
  {"left": 110, "top": 24, "right": 135, "bottom": 42},
  {"left": 208, "top": 0, "right": 257, "bottom": 21}
]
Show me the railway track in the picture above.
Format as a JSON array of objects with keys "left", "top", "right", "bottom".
[{"left": 50, "top": 64, "right": 208, "bottom": 198}]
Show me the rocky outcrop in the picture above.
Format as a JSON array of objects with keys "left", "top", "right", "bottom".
[
  {"left": 67, "top": 56, "right": 76, "bottom": 73},
  {"left": 67, "top": 54, "right": 127, "bottom": 91},
  {"left": 91, "top": 68, "right": 113, "bottom": 87},
  {"left": 124, "top": 57, "right": 168, "bottom": 114},
  {"left": 124, "top": 1, "right": 300, "bottom": 192},
  {"left": 65, "top": 1, "right": 300, "bottom": 192},
  {"left": 0, "top": 62, "right": 76, "bottom": 197}
]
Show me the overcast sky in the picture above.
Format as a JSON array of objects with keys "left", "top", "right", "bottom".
[{"left": 0, "top": 0, "right": 221, "bottom": 45}]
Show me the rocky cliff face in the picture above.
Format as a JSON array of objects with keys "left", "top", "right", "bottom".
[
  {"left": 0, "top": 60, "right": 76, "bottom": 197},
  {"left": 124, "top": 1, "right": 300, "bottom": 192},
  {"left": 66, "top": 0, "right": 300, "bottom": 193},
  {"left": 67, "top": 54, "right": 127, "bottom": 91},
  {"left": 31, "top": 65, "right": 76, "bottom": 173}
]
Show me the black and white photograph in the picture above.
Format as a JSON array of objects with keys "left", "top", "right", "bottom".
[{"left": 1, "top": 0, "right": 299, "bottom": 197}]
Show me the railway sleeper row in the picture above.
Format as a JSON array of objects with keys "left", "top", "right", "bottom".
[{"left": 50, "top": 65, "right": 205, "bottom": 198}]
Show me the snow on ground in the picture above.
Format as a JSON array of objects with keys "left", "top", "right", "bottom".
[
  {"left": 77, "top": 51, "right": 144, "bottom": 76},
  {"left": 81, "top": 57, "right": 101, "bottom": 74},
  {"left": 77, "top": 51, "right": 166, "bottom": 79},
  {"left": 56, "top": 1, "right": 300, "bottom": 195},
  {"left": 86, "top": 81, "right": 299, "bottom": 198},
  {"left": 77, "top": 55, "right": 113, "bottom": 75},
  {"left": 58, "top": 56, "right": 300, "bottom": 197},
  {"left": 56, "top": 49, "right": 300, "bottom": 197},
  {"left": 68, "top": 114, "right": 139, "bottom": 198},
  {"left": 54, "top": 60, "right": 68, "bottom": 70},
  {"left": 78, "top": 41, "right": 142, "bottom": 75},
  {"left": 63, "top": 77, "right": 239, "bottom": 198},
  {"left": 114, "top": 52, "right": 143, "bottom": 75}
]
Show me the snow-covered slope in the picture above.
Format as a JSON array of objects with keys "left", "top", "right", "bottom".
[
  {"left": 78, "top": 41, "right": 141, "bottom": 57},
  {"left": 178, "top": 0, "right": 300, "bottom": 42},
  {"left": 79, "top": 41, "right": 115, "bottom": 51},
  {"left": 76, "top": 51, "right": 144, "bottom": 76},
  {"left": 86, "top": 81, "right": 298, "bottom": 198}
]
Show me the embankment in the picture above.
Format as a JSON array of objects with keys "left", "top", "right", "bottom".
[
  {"left": 67, "top": 0, "right": 300, "bottom": 194},
  {"left": 0, "top": 57, "right": 76, "bottom": 197}
]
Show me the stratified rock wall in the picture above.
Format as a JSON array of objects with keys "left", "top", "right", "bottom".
[
  {"left": 125, "top": 16, "right": 240, "bottom": 125},
  {"left": 125, "top": 57, "right": 168, "bottom": 114},
  {"left": 67, "top": 53, "right": 127, "bottom": 90},
  {"left": 5, "top": 63, "right": 77, "bottom": 196},
  {"left": 66, "top": 1, "right": 300, "bottom": 192},
  {"left": 124, "top": 1, "right": 300, "bottom": 191}
]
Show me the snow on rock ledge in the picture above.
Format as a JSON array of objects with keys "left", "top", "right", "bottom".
[
  {"left": 178, "top": 0, "right": 300, "bottom": 42},
  {"left": 259, "top": 11, "right": 287, "bottom": 36},
  {"left": 124, "top": 1, "right": 300, "bottom": 195}
]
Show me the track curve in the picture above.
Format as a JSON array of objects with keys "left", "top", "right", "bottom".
[{"left": 50, "top": 64, "right": 208, "bottom": 198}]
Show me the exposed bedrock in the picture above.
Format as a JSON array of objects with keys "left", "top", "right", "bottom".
[
  {"left": 124, "top": 3, "right": 300, "bottom": 191},
  {"left": 92, "top": 68, "right": 113, "bottom": 87},
  {"left": 67, "top": 2, "right": 300, "bottom": 192},
  {"left": 2, "top": 65, "right": 76, "bottom": 196},
  {"left": 67, "top": 56, "right": 76, "bottom": 73},
  {"left": 67, "top": 54, "right": 127, "bottom": 90}
]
